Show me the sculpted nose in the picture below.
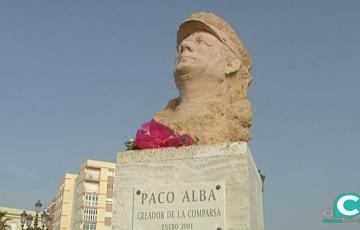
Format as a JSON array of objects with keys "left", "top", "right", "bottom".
[{"left": 179, "top": 40, "right": 194, "bottom": 53}]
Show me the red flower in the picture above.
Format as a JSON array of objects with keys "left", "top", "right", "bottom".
[{"left": 135, "top": 119, "right": 195, "bottom": 149}]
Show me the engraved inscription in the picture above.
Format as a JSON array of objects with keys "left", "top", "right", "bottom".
[{"left": 133, "top": 182, "right": 225, "bottom": 230}]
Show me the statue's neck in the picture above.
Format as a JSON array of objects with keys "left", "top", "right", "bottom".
[{"left": 175, "top": 73, "right": 226, "bottom": 104}]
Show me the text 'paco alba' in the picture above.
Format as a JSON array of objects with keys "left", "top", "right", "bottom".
[{"left": 141, "top": 189, "right": 216, "bottom": 205}]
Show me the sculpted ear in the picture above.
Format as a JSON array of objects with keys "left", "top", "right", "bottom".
[{"left": 225, "top": 58, "right": 241, "bottom": 75}]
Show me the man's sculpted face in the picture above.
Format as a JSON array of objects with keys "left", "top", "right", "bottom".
[
  {"left": 174, "top": 31, "right": 231, "bottom": 101},
  {"left": 175, "top": 31, "right": 226, "bottom": 76}
]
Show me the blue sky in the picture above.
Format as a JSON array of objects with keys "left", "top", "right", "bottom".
[{"left": 0, "top": 1, "right": 359, "bottom": 229}]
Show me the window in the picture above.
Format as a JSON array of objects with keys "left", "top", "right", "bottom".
[
  {"left": 83, "top": 223, "right": 96, "bottom": 230},
  {"left": 107, "top": 184, "right": 114, "bottom": 190},
  {"left": 76, "top": 183, "right": 83, "bottom": 194},
  {"left": 84, "top": 194, "right": 98, "bottom": 207},
  {"left": 59, "top": 182, "right": 64, "bottom": 191},
  {"left": 9, "top": 223, "right": 16, "bottom": 230},
  {"left": 83, "top": 208, "right": 97, "bottom": 221},
  {"left": 86, "top": 168, "right": 100, "bottom": 180},
  {"left": 106, "top": 198, "right": 113, "bottom": 204},
  {"left": 85, "top": 182, "right": 99, "bottom": 193},
  {"left": 108, "top": 169, "right": 115, "bottom": 177}
]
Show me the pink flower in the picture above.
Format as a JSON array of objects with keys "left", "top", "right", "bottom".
[{"left": 135, "top": 119, "right": 195, "bottom": 149}]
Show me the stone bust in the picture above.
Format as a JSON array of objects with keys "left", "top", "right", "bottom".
[{"left": 154, "top": 12, "right": 253, "bottom": 145}]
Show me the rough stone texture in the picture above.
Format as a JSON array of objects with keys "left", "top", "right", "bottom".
[
  {"left": 113, "top": 142, "right": 264, "bottom": 230},
  {"left": 154, "top": 12, "right": 253, "bottom": 145}
]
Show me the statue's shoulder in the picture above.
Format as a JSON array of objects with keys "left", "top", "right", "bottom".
[
  {"left": 164, "top": 97, "right": 180, "bottom": 110},
  {"left": 154, "top": 97, "right": 180, "bottom": 122}
]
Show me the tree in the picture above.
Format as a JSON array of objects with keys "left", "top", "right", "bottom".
[{"left": 0, "top": 211, "right": 10, "bottom": 230}]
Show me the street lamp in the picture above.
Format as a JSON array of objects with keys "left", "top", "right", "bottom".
[
  {"left": 20, "top": 200, "right": 51, "bottom": 230},
  {"left": 41, "top": 211, "right": 51, "bottom": 229}
]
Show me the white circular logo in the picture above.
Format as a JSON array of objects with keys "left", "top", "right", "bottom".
[{"left": 336, "top": 194, "right": 359, "bottom": 217}]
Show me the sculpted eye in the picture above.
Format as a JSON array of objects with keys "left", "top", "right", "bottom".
[{"left": 196, "top": 37, "right": 211, "bottom": 47}]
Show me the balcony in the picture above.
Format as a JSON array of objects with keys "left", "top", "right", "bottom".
[{"left": 85, "top": 173, "right": 100, "bottom": 181}]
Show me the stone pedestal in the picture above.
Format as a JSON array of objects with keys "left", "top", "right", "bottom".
[{"left": 113, "top": 142, "right": 264, "bottom": 230}]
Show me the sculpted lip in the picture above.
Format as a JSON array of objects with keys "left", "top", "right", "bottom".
[
  {"left": 178, "top": 56, "right": 196, "bottom": 60},
  {"left": 177, "top": 56, "right": 196, "bottom": 64}
]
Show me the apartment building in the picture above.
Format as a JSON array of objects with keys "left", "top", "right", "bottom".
[
  {"left": 52, "top": 159, "right": 115, "bottom": 230},
  {"left": 47, "top": 199, "right": 56, "bottom": 230},
  {"left": 52, "top": 173, "right": 78, "bottom": 230}
]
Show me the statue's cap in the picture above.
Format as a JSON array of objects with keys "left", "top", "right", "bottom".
[{"left": 177, "top": 12, "right": 251, "bottom": 69}]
